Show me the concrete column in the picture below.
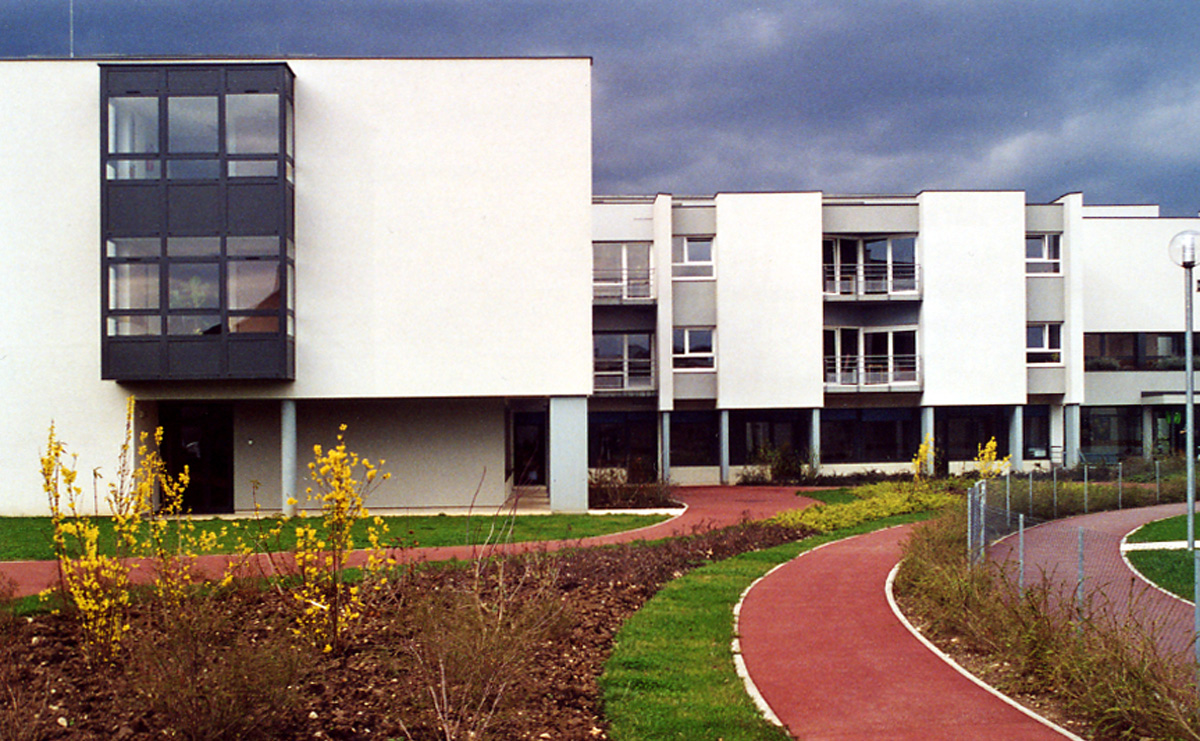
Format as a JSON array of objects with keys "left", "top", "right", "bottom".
[
  {"left": 660, "top": 411, "right": 671, "bottom": 483},
  {"left": 548, "top": 396, "right": 588, "bottom": 512},
  {"left": 1064, "top": 403, "right": 1081, "bottom": 468},
  {"left": 1049, "top": 403, "right": 1066, "bottom": 466},
  {"left": 281, "top": 399, "right": 297, "bottom": 516},
  {"left": 1142, "top": 406, "right": 1154, "bottom": 459},
  {"left": 809, "top": 408, "right": 821, "bottom": 472},
  {"left": 1009, "top": 405, "right": 1024, "bottom": 473},
  {"left": 719, "top": 410, "right": 730, "bottom": 484},
  {"left": 920, "top": 406, "right": 935, "bottom": 476}
]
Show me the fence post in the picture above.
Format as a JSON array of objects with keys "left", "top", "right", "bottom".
[
  {"left": 1076, "top": 527, "right": 1085, "bottom": 611},
  {"left": 1084, "top": 464, "right": 1089, "bottom": 514},
  {"left": 1053, "top": 466, "right": 1058, "bottom": 519},
  {"left": 1029, "top": 471, "right": 1034, "bottom": 517},
  {"left": 979, "top": 479, "right": 988, "bottom": 563},
  {"left": 966, "top": 483, "right": 975, "bottom": 564},
  {"left": 1156, "top": 460, "right": 1161, "bottom": 503},
  {"left": 1005, "top": 471, "right": 1011, "bottom": 528},
  {"left": 1018, "top": 514, "right": 1025, "bottom": 591},
  {"left": 1118, "top": 461, "right": 1123, "bottom": 509}
]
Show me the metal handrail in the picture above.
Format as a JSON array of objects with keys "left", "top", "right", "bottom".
[
  {"left": 824, "top": 354, "right": 921, "bottom": 388},
  {"left": 593, "top": 267, "right": 655, "bottom": 300},
  {"left": 823, "top": 263, "right": 920, "bottom": 297},
  {"left": 594, "top": 357, "right": 655, "bottom": 391}
]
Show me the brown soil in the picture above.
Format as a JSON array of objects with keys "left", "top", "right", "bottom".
[{"left": 0, "top": 522, "right": 796, "bottom": 740}]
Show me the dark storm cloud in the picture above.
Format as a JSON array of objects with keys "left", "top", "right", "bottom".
[{"left": 3, "top": 0, "right": 1198, "bottom": 214}]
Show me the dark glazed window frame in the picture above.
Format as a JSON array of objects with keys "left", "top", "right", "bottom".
[{"left": 101, "top": 63, "right": 296, "bottom": 381}]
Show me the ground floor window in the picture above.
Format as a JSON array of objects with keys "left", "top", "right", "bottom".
[
  {"left": 730, "top": 409, "right": 810, "bottom": 466},
  {"left": 936, "top": 406, "right": 1010, "bottom": 462},
  {"left": 671, "top": 411, "right": 720, "bottom": 466},
  {"left": 588, "top": 411, "right": 658, "bottom": 477},
  {"left": 1081, "top": 406, "right": 1142, "bottom": 459},
  {"left": 1023, "top": 405, "right": 1050, "bottom": 460},
  {"left": 821, "top": 408, "right": 920, "bottom": 464}
]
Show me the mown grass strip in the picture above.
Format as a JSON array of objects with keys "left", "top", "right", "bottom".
[
  {"left": 600, "top": 509, "right": 937, "bottom": 741},
  {"left": 1126, "top": 513, "right": 1189, "bottom": 543},
  {"left": 0, "top": 513, "right": 668, "bottom": 562},
  {"left": 1126, "top": 549, "right": 1194, "bottom": 599}
]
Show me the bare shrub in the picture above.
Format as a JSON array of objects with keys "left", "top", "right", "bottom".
[
  {"left": 124, "top": 599, "right": 303, "bottom": 741},
  {"left": 388, "top": 552, "right": 566, "bottom": 741},
  {"left": 588, "top": 468, "right": 674, "bottom": 509}
]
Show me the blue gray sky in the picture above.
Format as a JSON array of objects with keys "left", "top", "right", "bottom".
[{"left": 3, "top": 1, "right": 1198, "bottom": 214}]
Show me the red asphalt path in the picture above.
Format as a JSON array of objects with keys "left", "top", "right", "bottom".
[
  {"left": 738, "top": 524, "right": 1072, "bottom": 740},
  {"left": 0, "top": 486, "right": 816, "bottom": 598}
]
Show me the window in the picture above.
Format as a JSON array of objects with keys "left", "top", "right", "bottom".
[
  {"left": 1026, "top": 234, "right": 1061, "bottom": 274},
  {"left": 673, "top": 327, "right": 714, "bottom": 369},
  {"left": 593, "top": 241, "right": 652, "bottom": 299},
  {"left": 1085, "top": 331, "right": 1188, "bottom": 370},
  {"left": 1027, "top": 323, "right": 1062, "bottom": 364},
  {"left": 101, "top": 63, "right": 295, "bottom": 381},
  {"left": 823, "top": 235, "right": 917, "bottom": 295},
  {"left": 824, "top": 327, "right": 918, "bottom": 386},
  {"left": 594, "top": 333, "right": 654, "bottom": 390},
  {"left": 672, "top": 236, "right": 714, "bottom": 278}
]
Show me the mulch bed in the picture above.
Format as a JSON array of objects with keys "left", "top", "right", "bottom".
[{"left": 0, "top": 522, "right": 797, "bottom": 740}]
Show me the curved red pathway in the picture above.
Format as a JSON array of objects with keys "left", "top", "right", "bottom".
[
  {"left": 0, "top": 486, "right": 816, "bottom": 598},
  {"left": 738, "top": 524, "right": 1072, "bottom": 740}
]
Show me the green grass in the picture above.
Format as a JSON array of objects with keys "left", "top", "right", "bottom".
[
  {"left": 0, "top": 512, "right": 668, "bottom": 562},
  {"left": 1126, "top": 514, "right": 1191, "bottom": 543},
  {"left": 1126, "top": 549, "right": 1195, "bottom": 600},
  {"left": 600, "top": 509, "right": 938, "bottom": 740}
]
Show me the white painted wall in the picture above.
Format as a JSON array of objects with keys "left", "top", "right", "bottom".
[
  {"left": 289, "top": 58, "right": 592, "bottom": 399},
  {"left": 0, "top": 62, "right": 131, "bottom": 515},
  {"left": 918, "top": 191, "right": 1027, "bottom": 406},
  {"left": 714, "top": 192, "right": 824, "bottom": 409},
  {"left": 1079, "top": 214, "right": 1200, "bottom": 332}
]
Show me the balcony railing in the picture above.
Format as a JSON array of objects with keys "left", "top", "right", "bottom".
[
  {"left": 823, "top": 264, "right": 920, "bottom": 299},
  {"left": 824, "top": 354, "right": 921, "bottom": 391},
  {"left": 594, "top": 358, "right": 655, "bottom": 393},
  {"left": 593, "top": 268, "right": 655, "bottom": 302}
]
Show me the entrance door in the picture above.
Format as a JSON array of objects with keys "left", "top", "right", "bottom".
[
  {"left": 513, "top": 411, "right": 547, "bottom": 486},
  {"left": 160, "top": 403, "right": 235, "bottom": 514}
]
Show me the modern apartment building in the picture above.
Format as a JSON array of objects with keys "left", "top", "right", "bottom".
[
  {"left": 1, "top": 56, "right": 1196, "bottom": 515},
  {"left": 592, "top": 192, "right": 1200, "bottom": 485}
]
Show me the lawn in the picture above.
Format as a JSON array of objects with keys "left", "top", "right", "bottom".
[
  {"left": 0, "top": 512, "right": 669, "bottom": 562},
  {"left": 1126, "top": 550, "right": 1195, "bottom": 600},
  {"left": 1126, "top": 513, "right": 1190, "bottom": 543}
]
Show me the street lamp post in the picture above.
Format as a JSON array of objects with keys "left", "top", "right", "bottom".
[{"left": 1169, "top": 229, "right": 1200, "bottom": 667}]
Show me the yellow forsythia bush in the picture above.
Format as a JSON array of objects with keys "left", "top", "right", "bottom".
[{"left": 771, "top": 482, "right": 956, "bottom": 534}]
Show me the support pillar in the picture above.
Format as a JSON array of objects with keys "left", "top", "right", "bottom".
[
  {"left": 548, "top": 396, "right": 588, "bottom": 512},
  {"left": 809, "top": 408, "right": 821, "bottom": 473},
  {"left": 1009, "top": 405, "right": 1025, "bottom": 473},
  {"left": 1142, "top": 406, "right": 1155, "bottom": 460},
  {"left": 719, "top": 410, "right": 730, "bottom": 485},
  {"left": 660, "top": 411, "right": 671, "bottom": 483},
  {"left": 281, "top": 399, "right": 297, "bottom": 517},
  {"left": 1064, "top": 403, "right": 1081, "bottom": 468},
  {"left": 921, "top": 406, "right": 935, "bottom": 476}
]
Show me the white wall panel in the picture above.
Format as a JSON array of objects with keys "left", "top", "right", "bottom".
[
  {"left": 918, "top": 191, "right": 1027, "bottom": 405},
  {"left": 714, "top": 192, "right": 824, "bottom": 408}
]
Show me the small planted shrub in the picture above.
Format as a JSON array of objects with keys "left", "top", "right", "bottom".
[{"left": 588, "top": 468, "right": 674, "bottom": 509}]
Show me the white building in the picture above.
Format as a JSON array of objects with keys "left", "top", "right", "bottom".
[{"left": 0, "top": 56, "right": 1196, "bottom": 515}]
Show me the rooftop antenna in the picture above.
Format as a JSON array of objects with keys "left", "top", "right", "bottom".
[{"left": 68, "top": 0, "right": 75, "bottom": 58}]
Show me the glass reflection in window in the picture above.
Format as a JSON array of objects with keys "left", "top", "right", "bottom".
[
  {"left": 108, "top": 97, "right": 159, "bottom": 154},
  {"left": 108, "top": 264, "right": 159, "bottom": 310},
  {"left": 228, "top": 260, "right": 280, "bottom": 310},
  {"left": 168, "top": 96, "right": 218, "bottom": 153},
  {"left": 226, "top": 94, "right": 279, "bottom": 154},
  {"left": 168, "top": 264, "right": 220, "bottom": 309}
]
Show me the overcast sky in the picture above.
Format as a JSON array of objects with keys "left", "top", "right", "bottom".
[{"left": 3, "top": 1, "right": 1198, "bottom": 215}]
